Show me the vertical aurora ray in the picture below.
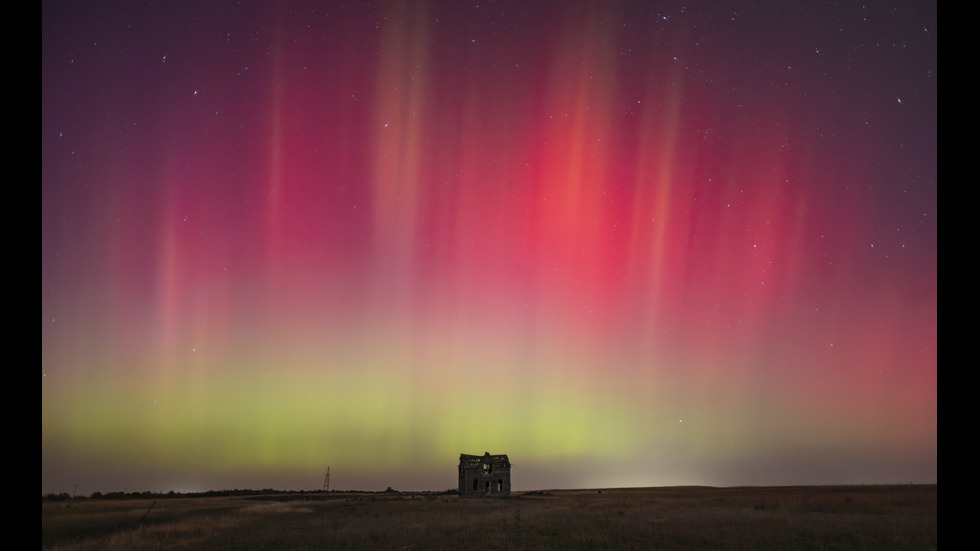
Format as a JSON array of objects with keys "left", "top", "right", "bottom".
[{"left": 43, "top": 1, "right": 935, "bottom": 494}]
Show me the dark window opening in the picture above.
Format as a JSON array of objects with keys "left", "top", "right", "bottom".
[
  {"left": 485, "top": 481, "right": 490, "bottom": 493},
  {"left": 498, "top": 479, "right": 503, "bottom": 492},
  {"left": 473, "top": 479, "right": 478, "bottom": 491}
]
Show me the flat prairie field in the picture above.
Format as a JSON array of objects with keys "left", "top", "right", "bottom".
[{"left": 42, "top": 484, "right": 936, "bottom": 551}]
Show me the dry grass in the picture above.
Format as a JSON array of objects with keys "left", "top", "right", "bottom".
[{"left": 42, "top": 485, "right": 936, "bottom": 550}]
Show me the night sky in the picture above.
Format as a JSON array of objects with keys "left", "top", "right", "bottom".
[{"left": 42, "top": 0, "right": 936, "bottom": 495}]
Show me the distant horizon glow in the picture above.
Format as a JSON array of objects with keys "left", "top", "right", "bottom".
[{"left": 43, "top": 1, "right": 936, "bottom": 496}]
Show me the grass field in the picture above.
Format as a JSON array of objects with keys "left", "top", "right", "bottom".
[{"left": 42, "top": 484, "right": 936, "bottom": 550}]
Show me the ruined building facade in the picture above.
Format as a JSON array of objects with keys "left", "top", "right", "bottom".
[{"left": 458, "top": 452, "right": 511, "bottom": 497}]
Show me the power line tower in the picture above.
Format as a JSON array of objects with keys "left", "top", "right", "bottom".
[{"left": 322, "top": 467, "right": 330, "bottom": 491}]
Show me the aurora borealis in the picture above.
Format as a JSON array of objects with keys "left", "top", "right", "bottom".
[{"left": 42, "top": 1, "right": 936, "bottom": 495}]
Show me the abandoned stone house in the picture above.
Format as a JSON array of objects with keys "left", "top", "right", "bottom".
[{"left": 458, "top": 452, "right": 511, "bottom": 497}]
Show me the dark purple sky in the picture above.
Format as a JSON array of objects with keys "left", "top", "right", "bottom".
[{"left": 43, "top": 1, "right": 936, "bottom": 495}]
